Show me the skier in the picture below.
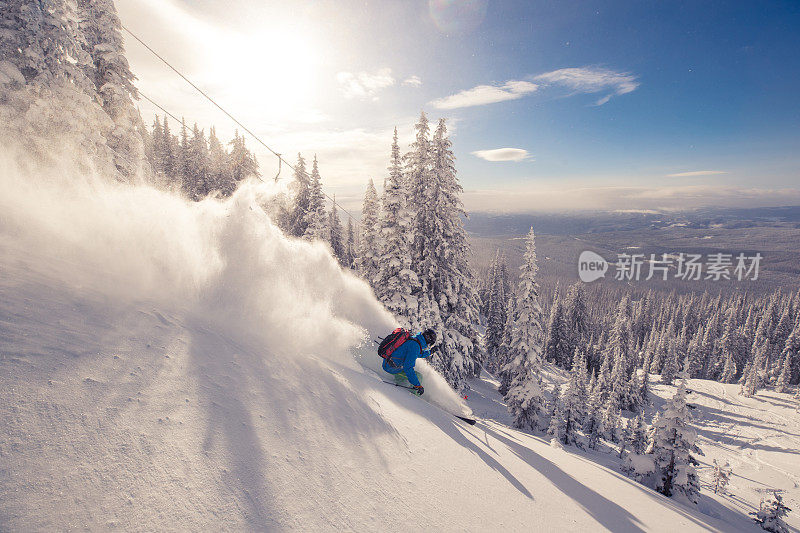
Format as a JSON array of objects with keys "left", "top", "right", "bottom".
[{"left": 382, "top": 329, "right": 437, "bottom": 395}]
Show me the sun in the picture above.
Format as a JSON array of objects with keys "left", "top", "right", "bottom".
[{"left": 205, "top": 26, "right": 321, "bottom": 121}]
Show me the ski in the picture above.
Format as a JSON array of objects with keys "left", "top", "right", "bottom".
[{"left": 379, "top": 380, "right": 477, "bottom": 425}]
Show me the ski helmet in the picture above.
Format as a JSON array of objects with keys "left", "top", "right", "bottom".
[{"left": 422, "top": 329, "right": 437, "bottom": 346}]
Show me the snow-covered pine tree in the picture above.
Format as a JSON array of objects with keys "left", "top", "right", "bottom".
[
  {"left": 564, "top": 282, "right": 590, "bottom": 363},
  {"left": 584, "top": 402, "right": 603, "bottom": 450},
  {"left": 639, "top": 368, "right": 651, "bottom": 408},
  {"left": 344, "top": 218, "right": 356, "bottom": 269},
  {"left": 743, "top": 340, "right": 769, "bottom": 396},
  {"left": 284, "top": 153, "right": 310, "bottom": 237},
  {"left": 227, "top": 131, "right": 258, "bottom": 193},
  {"left": 185, "top": 123, "right": 209, "bottom": 199},
  {"left": 303, "top": 156, "right": 327, "bottom": 241},
  {"left": 503, "top": 228, "right": 546, "bottom": 430},
  {"left": 711, "top": 459, "right": 732, "bottom": 494},
  {"left": 601, "top": 402, "right": 621, "bottom": 443},
  {"left": 751, "top": 491, "right": 792, "bottom": 533},
  {"left": 687, "top": 324, "right": 706, "bottom": 378},
  {"left": 608, "top": 349, "right": 635, "bottom": 411},
  {"left": 485, "top": 251, "right": 507, "bottom": 372},
  {"left": 661, "top": 335, "right": 680, "bottom": 385},
  {"left": 719, "top": 308, "right": 743, "bottom": 383},
  {"left": 439, "top": 118, "right": 482, "bottom": 381},
  {"left": 405, "top": 117, "right": 481, "bottom": 387},
  {"left": 544, "top": 286, "right": 571, "bottom": 368},
  {"left": 176, "top": 119, "right": 190, "bottom": 190},
  {"left": 719, "top": 351, "right": 738, "bottom": 384},
  {"left": 161, "top": 117, "right": 180, "bottom": 182},
  {"left": 651, "top": 374, "right": 702, "bottom": 504},
  {"left": 776, "top": 314, "right": 800, "bottom": 392},
  {"left": 628, "top": 412, "right": 648, "bottom": 454},
  {"left": 356, "top": 178, "right": 380, "bottom": 287},
  {"left": 375, "top": 128, "right": 419, "bottom": 327},
  {"left": 561, "top": 348, "right": 589, "bottom": 446},
  {"left": 77, "top": 0, "right": 145, "bottom": 179},
  {"left": 327, "top": 198, "right": 345, "bottom": 264},
  {"left": 147, "top": 115, "right": 163, "bottom": 170},
  {"left": 0, "top": 0, "right": 118, "bottom": 174},
  {"left": 772, "top": 305, "right": 794, "bottom": 374},
  {"left": 207, "top": 126, "right": 229, "bottom": 195},
  {"left": 546, "top": 385, "right": 565, "bottom": 442},
  {"left": 775, "top": 349, "right": 793, "bottom": 394},
  {"left": 406, "top": 111, "right": 433, "bottom": 275},
  {"left": 619, "top": 418, "right": 633, "bottom": 458},
  {"left": 497, "top": 296, "right": 516, "bottom": 395}
]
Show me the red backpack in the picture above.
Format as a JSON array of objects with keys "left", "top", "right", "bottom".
[{"left": 377, "top": 328, "right": 419, "bottom": 366}]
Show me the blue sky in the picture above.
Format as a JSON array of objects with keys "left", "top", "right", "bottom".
[{"left": 117, "top": 0, "right": 800, "bottom": 212}]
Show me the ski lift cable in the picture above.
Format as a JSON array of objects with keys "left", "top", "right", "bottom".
[{"left": 122, "top": 24, "right": 360, "bottom": 226}]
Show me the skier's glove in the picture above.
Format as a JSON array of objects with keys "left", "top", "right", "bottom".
[
  {"left": 429, "top": 344, "right": 439, "bottom": 353},
  {"left": 413, "top": 385, "right": 424, "bottom": 395}
]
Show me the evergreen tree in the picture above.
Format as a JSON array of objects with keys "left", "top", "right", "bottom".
[
  {"left": 775, "top": 349, "right": 793, "bottom": 394},
  {"left": 485, "top": 251, "right": 507, "bottom": 371},
  {"left": 561, "top": 348, "right": 589, "bottom": 446},
  {"left": 712, "top": 459, "right": 731, "bottom": 494},
  {"left": 720, "top": 308, "right": 744, "bottom": 382},
  {"left": 777, "top": 314, "right": 800, "bottom": 391},
  {"left": 638, "top": 369, "right": 651, "bottom": 408},
  {"left": 628, "top": 412, "right": 648, "bottom": 454},
  {"left": 751, "top": 491, "right": 792, "bottom": 533},
  {"left": 430, "top": 118, "right": 482, "bottom": 384},
  {"left": 207, "top": 126, "right": 229, "bottom": 194},
  {"left": 547, "top": 386, "right": 565, "bottom": 442},
  {"left": 227, "top": 130, "right": 258, "bottom": 193},
  {"left": 504, "top": 228, "right": 546, "bottom": 430},
  {"left": 185, "top": 123, "right": 209, "bottom": 199},
  {"left": 327, "top": 198, "right": 345, "bottom": 263},
  {"left": 651, "top": 375, "right": 702, "bottom": 504},
  {"left": 687, "top": 324, "right": 706, "bottom": 378},
  {"left": 743, "top": 340, "right": 768, "bottom": 396},
  {"left": 375, "top": 128, "right": 418, "bottom": 326},
  {"left": 497, "top": 296, "right": 516, "bottom": 396},
  {"left": 660, "top": 336, "right": 680, "bottom": 385},
  {"left": 584, "top": 403, "right": 603, "bottom": 450},
  {"left": 544, "top": 286, "right": 570, "bottom": 367},
  {"left": 601, "top": 403, "right": 621, "bottom": 443},
  {"left": 357, "top": 178, "right": 381, "bottom": 286},
  {"left": 563, "top": 282, "right": 590, "bottom": 364},
  {"left": 285, "top": 153, "right": 310, "bottom": 237},
  {"left": 344, "top": 218, "right": 356, "bottom": 269},
  {"left": 77, "top": 0, "right": 144, "bottom": 179},
  {"left": 148, "top": 115, "right": 165, "bottom": 176},
  {"left": 177, "top": 118, "right": 190, "bottom": 189},
  {"left": 303, "top": 155, "right": 327, "bottom": 241}
]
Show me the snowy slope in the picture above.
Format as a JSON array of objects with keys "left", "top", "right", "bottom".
[
  {"left": 0, "top": 152, "right": 770, "bottom": 531},
  {"left": 649, "top": 379, "right": 800, "bottom": 531}
]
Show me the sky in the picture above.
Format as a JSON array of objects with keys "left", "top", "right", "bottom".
[{"left": 116, "top": 0, "right": 800, "bottom": 213}]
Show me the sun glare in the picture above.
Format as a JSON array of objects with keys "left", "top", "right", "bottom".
[{"left": 205, "top": 26, "right": 319, "bottom": 120}]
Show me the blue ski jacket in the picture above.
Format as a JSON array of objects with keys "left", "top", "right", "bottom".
[{"left": 382, "top": 332, "right": 430, "bottom": 387}]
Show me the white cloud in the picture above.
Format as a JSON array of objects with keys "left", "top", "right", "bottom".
[
  {"left": 430, "top": 80, "right": 538, "bottom": 109},
  {"left": 471, "top": 148, "right": 532, "bottom": 162},
  {"left": 535, "top": 67, "right": 639, "bottom": 105},
  {"left": 665, "top": 170, "right": 728, "bottom": 178},
  {"left": 336, "top": 68, "right": 395, "bottom": 100},
  {"left": 402, "top": 75, "right": 422, "bottom": 88}
]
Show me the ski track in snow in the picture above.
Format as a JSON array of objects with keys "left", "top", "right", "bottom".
[{"left": 0, "top": 154, "right": 796, "bottom": 531}]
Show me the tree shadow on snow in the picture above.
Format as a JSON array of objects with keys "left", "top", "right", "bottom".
[{"left": 474, "top": 423, "right": 648, "bottom": 533}]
